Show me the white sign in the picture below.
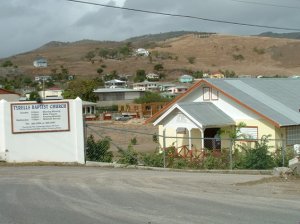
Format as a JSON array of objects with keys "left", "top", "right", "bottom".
[{"left": 11, "top": 102, "right": 70, "bottom": 133}]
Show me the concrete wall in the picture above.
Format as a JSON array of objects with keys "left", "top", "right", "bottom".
[{"left": 0, "top": 98, "right": 85, "bottom": 163}]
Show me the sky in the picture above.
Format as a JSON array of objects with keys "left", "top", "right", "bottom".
[{"left": 1, "top": 0, "right": 300, "bottom": 58}]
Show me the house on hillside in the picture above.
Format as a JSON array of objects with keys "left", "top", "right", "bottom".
[
  {"left": 33, "top": 57, "right": 48, "bottom": 68},
  {"left": 93, "top": 88, "right": 145, "bottom": 107},
  {"left": 105, "top": 79, "right": 127, "bottom": 89},
  {"left": 167, "top": 86, "right": 188, "bottom": 95},
  {"left": 35, "top": 76, "right": 52, "bottom": 82},
  {"left": 147, "top": 78, "right": 300, "bottom": 152},
  {"left": 132, "top": 81, "right": 160, "bottom": 92},
  {"left": 146, "top": 73, "right": 160, "bottom": 81},
  {"left": 38, "top": 87, "right": 63, "bottom": 100},
  {"left": 135, "top": 48, "right": 149, "bottom": 56},
  {"left": 179, "top": 74, "right": 194, "bottom": 83}
]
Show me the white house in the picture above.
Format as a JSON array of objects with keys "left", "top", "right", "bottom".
[
  {"left": 35, "top": 76, "right": 52, "bottom": 82},
  {"left": 167, "top": 86, "right": 188, "bottom": 94},
  {"left": 105, "top": 79, "right": 127, "bottom": 88},
  {"left": 132, "top": 81, "right": 160, "bottom": 91},
  {"left": 146, "top": 73, "right": 160, "bottom": 80},
  {"left": 147, "top": 78, "right": 300, "bottom": 153},
  {"left": 38, "top": 87, "right": 63, "bottom": 100},
  {"left": 135, "top": 48, "right": 149, "bottom": 56},
  {"left": 33, "top": 57, "right": 48, "bottom": 68}
]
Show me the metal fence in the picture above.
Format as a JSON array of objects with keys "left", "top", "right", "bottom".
[{"left": 85, "top": 122, "right": 297, "bottom": 169}]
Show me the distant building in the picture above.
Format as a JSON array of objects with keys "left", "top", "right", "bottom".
[
  {"left": 146, "top": 73, "right": 160, "bottom": 80},
  {"left": 167, "top": 86, "right": 188, "bottom": 94},
  {"left": 135, "top": 48, "right": 149, "bottom": 56},
  {"left": 105, "top": 79, "right": 127, "bottom": 89},
  {"left": 118, "top": 102, "right": 168, "bottom": 118},
  {"left": 35, "top": 76, "right": 52, "bottom": 82},
  {"left": 38, "top": 87, "right": 63, "bottom": 100},
  {"left": 132, "top": 81, "right": 160, "bottom": 91},
  {"left": 158, "top": 83, "right": 176, "bottom": 92},
  {"left": 93, "top": 88, "right": 145, "bottom": 107},
  {"left": 33, "top": 57, "right": 48, "bottom": 68},
  {"left": 210, "top": 71, "right": 225, "bottom": 79},
  {"left": 179, "top": 74, "right": 194, "bottom": 83}
]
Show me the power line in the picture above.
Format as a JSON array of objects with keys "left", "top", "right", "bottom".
[
  {"left": 227, "top": 0, "right": 300, "bottom": 10},
  {"left": 65, "top": 0, "right": 300, "bottom": 31}
]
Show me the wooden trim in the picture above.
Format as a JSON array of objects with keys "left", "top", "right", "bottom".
[
  {"left": 203, "top": 87, "right": 211, "bottom": 101},
  {"left": 211, "top": 88, "right": 219, "bottom": 100}
]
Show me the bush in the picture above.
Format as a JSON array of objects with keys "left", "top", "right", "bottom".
[
  {"left": 118, "top": 144, "right": 139, "bottom": 165},
  {"left": 232, "top": 54, "right": 244, "bottom": 61},
  {"left": 239, "top": 135, "right": 274, "bottom": 169},
  {"left": 272, "top": 146, "right": 295, "bottom": 167},
  {"left": 187, "top": 56, "right": 196, "bottom": 64},
  {"left": 253, "top": 47, "right": 265, "bottom": 55},
  {"left": 141, "top": 151, "right": 164, "bottom": 167},
  {"left": 86, "top": 135, "right": 113, "bottom": 162},
  {"left": 130, "top": 137, "right": 137, "bottom": 145}
]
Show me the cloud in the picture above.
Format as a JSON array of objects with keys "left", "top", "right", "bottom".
[{"left": 0, "top": 0, "right": 299, "bottom": 58}]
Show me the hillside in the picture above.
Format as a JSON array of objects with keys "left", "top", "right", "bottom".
[{"left": 2, "top": 33, "right": 300, "bottom": 80}]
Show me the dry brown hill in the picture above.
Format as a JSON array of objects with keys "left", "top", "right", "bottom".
[{"left": 3, "top": 34, "right": 300, "bottom": 80}]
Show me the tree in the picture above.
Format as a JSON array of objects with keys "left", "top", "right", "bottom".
[
  {"left": 134, "top": 91, "right": 169, "bottom": 104},
  {"left": 62, "top": 79, "right": 99, "bottom": 102},
  {"left": 134, "top": 69, "right": 146, "bottom": 82},
  {"left": 1, "top": 60, "right": 13, "bottom": 67},
  {"left": 97, "top": 68, "right": 104, "bottom": 75},
  {"left": 86, "top": 135, "right": 113, "bottom": 162},
  {"left": 29, "top": 91, "right": 41, "bottom": 101},
  {"left": 154, "top": 63, "right": 164, "bottom": 71}
]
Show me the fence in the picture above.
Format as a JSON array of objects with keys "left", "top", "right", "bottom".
[{"left": 85, "top": 122, "right": 296, "bottom": 169}]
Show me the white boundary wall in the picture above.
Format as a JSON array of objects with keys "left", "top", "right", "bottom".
[{"left": 0, "top": 98, "right": 85, "bottom": 163}]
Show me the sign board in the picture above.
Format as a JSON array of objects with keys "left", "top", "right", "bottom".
[{"left": 11, "top": 102, "right": 70, "bottom": 134}]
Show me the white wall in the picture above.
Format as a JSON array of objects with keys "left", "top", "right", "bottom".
[{"left": 0, "top": 98, "right": 85, "bottom": 163}]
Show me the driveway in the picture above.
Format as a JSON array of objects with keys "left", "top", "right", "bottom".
[{"left": 0, "top": 166, "right": 299, "bottom": 224}]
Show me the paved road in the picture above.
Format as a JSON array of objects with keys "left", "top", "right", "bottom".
[{"left": 0, "top": 166, "right": 299, "bottom": 224}]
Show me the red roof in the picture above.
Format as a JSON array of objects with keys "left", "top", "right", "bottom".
[{"left": 0, "top": 88, "right": 20, "bottom": 95}]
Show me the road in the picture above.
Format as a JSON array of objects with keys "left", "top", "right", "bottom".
[{"left": 0, "top": 166, "right": 299, "bottom": 224}]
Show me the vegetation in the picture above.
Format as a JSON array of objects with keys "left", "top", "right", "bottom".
[
  {"left": 232, "top": 54, "right": 245, "bottom": 61},
  {"left": 86, "top": 135, "right": 113, "bottom": 162},
  {"left": 62, "top": 78, "right": 102, "bottom": 102},
  {"left": 253, "top": 47, "right": 265, "bottom": 55},
  {"left": 118, "top": 144, "right": 139, "bottom": 165},
  {"left": 134, "top": 91, "right": 170, "bottom": 104},
  {"left": 187, "top": 56, "right": 196, "bottom": 64},
  {"left": 1, "top": 60, "right": 14, "bottom": 67},
  {"left": 153, "top": 63, "right": 164, "bottom": 71},
  {"left": 134, "top": 69, "right": 146, "bottom": 82}
]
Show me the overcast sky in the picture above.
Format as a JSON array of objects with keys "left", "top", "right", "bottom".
[{"left": 1, "top": 0, "right": 300, "bottom": 58}]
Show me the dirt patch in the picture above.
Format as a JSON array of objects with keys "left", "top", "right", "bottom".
[{"left": 86, "top": 120, "right": 159, "bottom": 154}]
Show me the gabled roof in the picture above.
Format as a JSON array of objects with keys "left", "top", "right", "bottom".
[
  {"left": 147, "top": 78, "right": 300, "bottom": 127},
  {"left": 154, "top": 102, "right": 235, "bottom": 127}
]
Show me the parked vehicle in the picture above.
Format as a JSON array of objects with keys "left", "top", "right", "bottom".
[{"left": 115, "top": 114, "right": 132, "bottom": 121}]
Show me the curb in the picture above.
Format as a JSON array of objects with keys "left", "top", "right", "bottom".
[{"left": 85, "top": 161, "right": 273, "bottom": 175}]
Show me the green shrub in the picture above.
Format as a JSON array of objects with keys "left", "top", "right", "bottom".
[
  {"left": 232, "top": 54, "right": 245, "bottom": 61},
  {"left": 86, "top": 135, "right": 113, "bottom": 162},
  {"left": 130, "top": 137, "right": 137, "bottom": 145},
  {"left": 141, "top": 151, "right": 164, "bottom": 167},
  {"left": 272, "top": 146, "right": 295, "bottom": 167},
  {"left": 172, "top": 158, "right": 189, "bottom": 169},
  {"left": 253, "top": 47, "right": 265, "bottom": 55},
  {"left": 187, "top": 56, "right": 196, "bottom": 64},
  {"left": 118, "top": 144, "right": 139, "bottom": 165},
  {"left": 240, "top": 135, "right": 274, "bottom": 169}
]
